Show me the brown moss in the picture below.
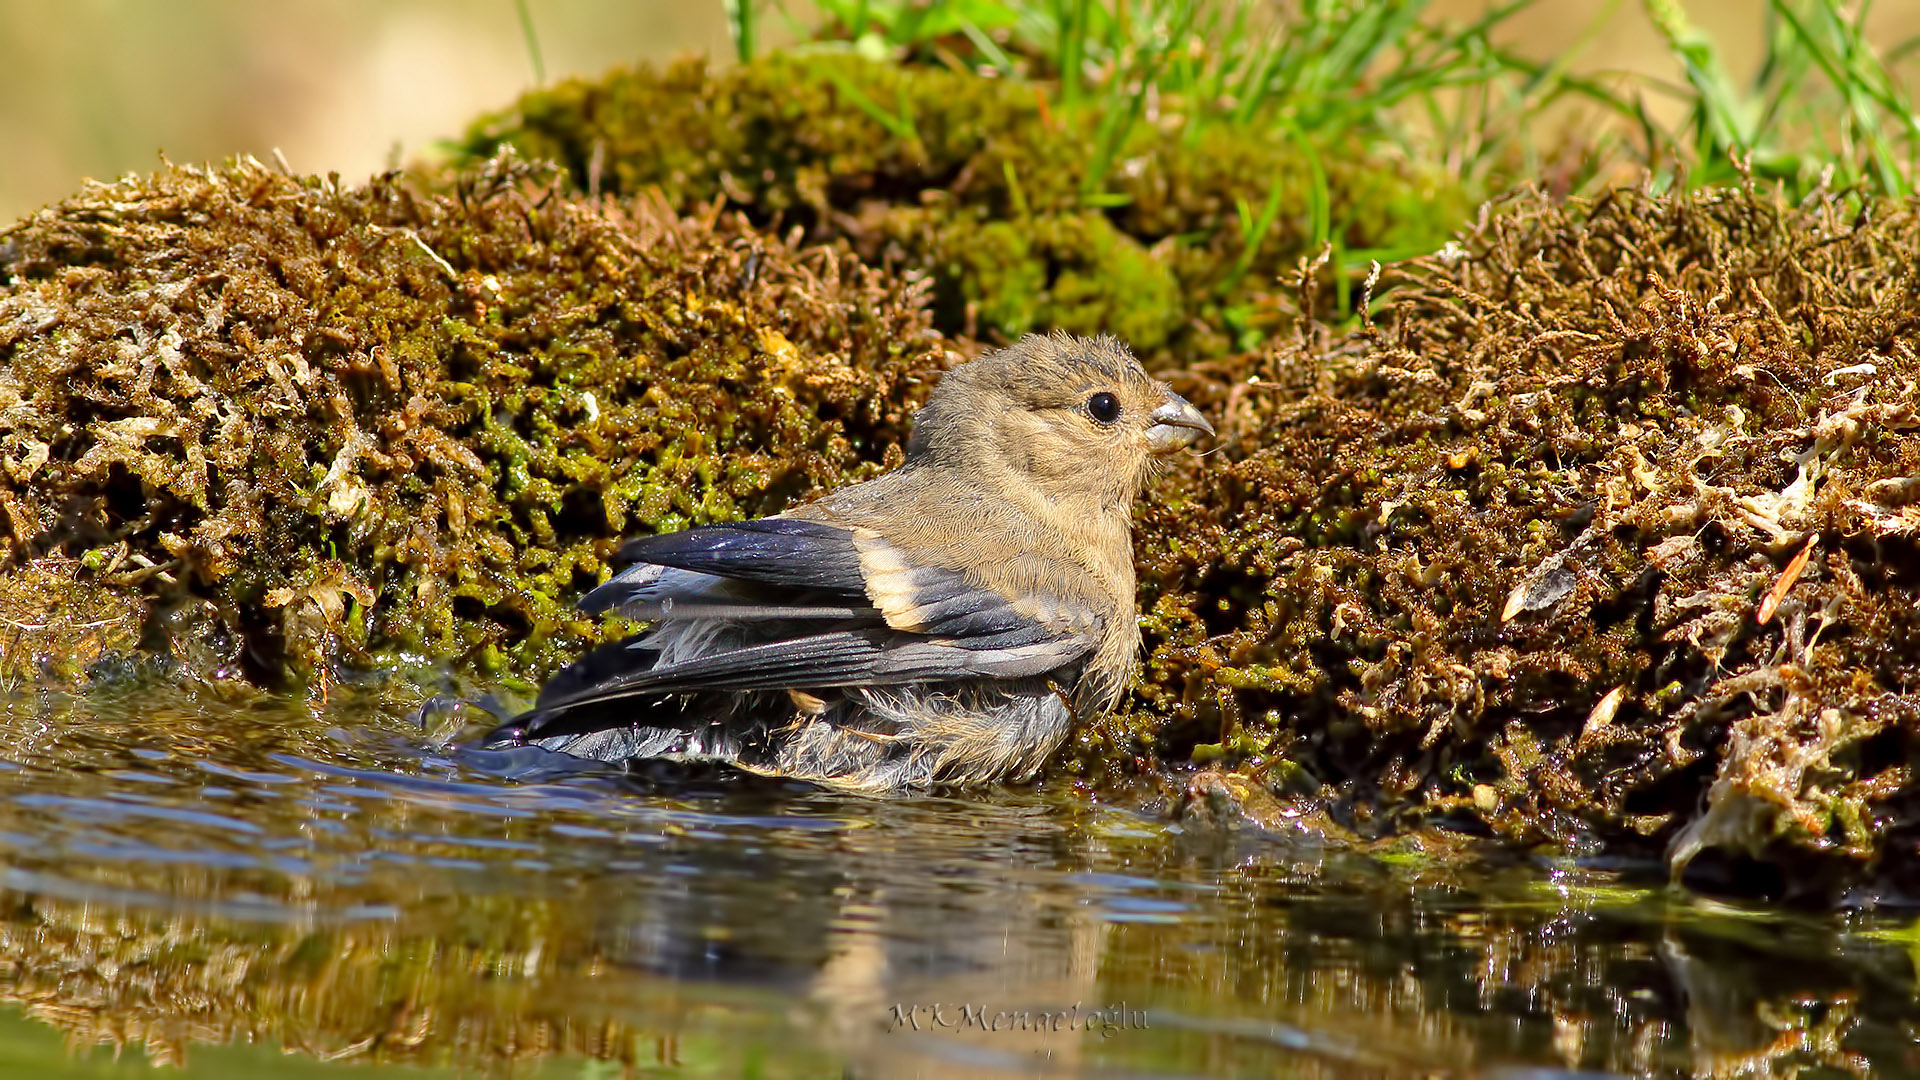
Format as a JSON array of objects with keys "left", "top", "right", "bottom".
[
  {"left": 1109, "top": 181, "right": 1920, "bottom": 897},
  {"left": 0, "top": 156, "right": 945, "bottom": 689}
]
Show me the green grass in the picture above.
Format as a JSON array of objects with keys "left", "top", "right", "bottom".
[
  {"left": 726, "top": 0, "right": 1920, "bottom": 205},
  {"left": 784, "top": 0, "right": 1571, "bottom": 198},
  {"left": 727, "top": 0, "right": 760, "bottom": 64},
  {"left": 1639, "top": 0, "right": 1920, "bottom": 196},
  {"left": 512, "top": 0, "right": 546, "bottom": 85},
  {"left": 751, "top": 0, "right": 1599, "bottom": 308},
  {"left": 485, "top": 0, "right": 1920, "bottom": 350}
]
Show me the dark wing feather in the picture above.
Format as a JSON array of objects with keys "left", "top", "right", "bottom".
[
  {"left": 559, "top": 628, "right": 1085, "bottom": 701},
  {"left": 496, "top": 516, "right": 1103, "bottom": 744},
  {"left": 501, "top": 628, "right": 1088, "bottom": 741},
  {"left": 879, "top": 563, "right": 1069, "bottom": 643},
  {"left": 581, "top": 518, "right": 1076, "bottom": 646},
  {"left": 614, "top": 518, "right": 868, "bottom": 595},
  {"left": 578, "top": 518, "right": 875, "bottom": 619}
]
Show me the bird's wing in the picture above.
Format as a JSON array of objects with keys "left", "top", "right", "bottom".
[
  {"left": 498, "top": 517, "right": 1103, "bottom": 739},
  {"left": 516, "top": 627, "right": 1088, "bottom": 722},
  {"left": 579, "top": 516, "right": 1100, "bottom": 647},
  {"left": 598, "top": 519, "right": 870, "bottom": 600},
  {"left": 577, "top": 518, "right": 875, "bottom": 620}
]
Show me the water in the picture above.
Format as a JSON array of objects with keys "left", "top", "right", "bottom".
[{"left": 0, "top": 680, "right": 1915, "bottom": 1078}]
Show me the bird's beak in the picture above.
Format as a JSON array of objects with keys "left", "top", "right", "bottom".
[{"left": 1146, "top": 392, "right": 1213, "bottom": 452}]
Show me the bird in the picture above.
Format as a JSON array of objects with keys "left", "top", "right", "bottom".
[{"left": 486, "top": 332, "right": 1213, "bottom": 793}]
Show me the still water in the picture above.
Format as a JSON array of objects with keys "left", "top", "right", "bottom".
[{"left": 0, "top": 679, "right": 1915, "bottom": 1079}]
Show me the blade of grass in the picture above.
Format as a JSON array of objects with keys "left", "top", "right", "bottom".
[
  {"left": 1056, "top": 0, "right": 1090, "bottom": 108},
  {"left": 1644, "top": 0, "right": 1755, "bottom": 166},
  {"left": 1219, "top": 172, "right": 1288, "bottom": 296},
  {"left": 1081, "top": 0, "right": 1194, "bottom": 201},
  {"left": 959, "top": 16, "right": 1015, "bottom": 75},
  {"left": 816, "top": 64, "right": 920, "bottom": 141},
  {"left": 1003, "top": 161, "right": 1030, "bottom": 219},
  {"left": 1446, "top": 1, "right": 1624, "bottom": 184},
  {"left": 725, "top": 0, "right": 756, "bottom": 64},
  {"left": 1290, "top": 124, "right": 1331, "bottom": 251},
  {"left": 514, "top": 0, "right": 546, "bottom": 85},
  {"left": 1767, "top": 0, "right": 1918, "bottom": 196}
]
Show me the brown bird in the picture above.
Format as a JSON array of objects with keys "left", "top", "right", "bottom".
[{"left": 488, "top": 333, "right": 1212, "bottom": 792}]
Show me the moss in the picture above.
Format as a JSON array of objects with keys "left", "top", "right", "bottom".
[
  {"left": 454, "top": 53, "right": 1475, "bottom": 360},
  {"left": 1122, "top": 181, "right": 1920, "bottom": 899},
  {"left": 916, "top": 212, "right": 1187, "bottom": 350},
  {"left": 0, "top": 157, "right": 943, "bottom": 689}
]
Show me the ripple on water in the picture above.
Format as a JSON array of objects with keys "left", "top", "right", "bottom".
[{"left": 0, "top": 683, "right": 1914, "bottom": 1079}]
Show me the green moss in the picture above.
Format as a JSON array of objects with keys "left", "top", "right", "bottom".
[{"left": 453, "top": 53, "right": 1474, "bottom": 360}]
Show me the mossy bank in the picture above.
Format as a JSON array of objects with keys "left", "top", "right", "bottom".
[
  {"left": 1120, "top": 183, "right": 1920, "bottom": 900},
  {"left": 0, "top": 157, "right": 943, "bottom": 690},
  {"left": 4, "top": 78, "right": 1920, "bottom": 899}
]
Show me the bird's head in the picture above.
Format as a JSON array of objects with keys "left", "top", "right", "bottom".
[{"left": 907, "top": 333, "right": 1212, "bottom": 508}]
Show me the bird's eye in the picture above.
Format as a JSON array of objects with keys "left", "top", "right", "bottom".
[{"left": 1087, "top": 391, "right": 1121, "bottom": 424}]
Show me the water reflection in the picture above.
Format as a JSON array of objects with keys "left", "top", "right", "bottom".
[{"left": 0, "top": 682, "right": 1914, "bottom": 1078}]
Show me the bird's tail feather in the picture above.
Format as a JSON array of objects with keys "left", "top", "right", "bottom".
[
  {"left": 487, "top": 636, "right": 683, "bottom": 744},
  {"left": 535, "top": 637, "right": 659, "bottom": 709}
]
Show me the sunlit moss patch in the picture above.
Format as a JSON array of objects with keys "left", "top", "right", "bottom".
[
  {"left": 0, "top": 157, "right": 944, "bottom": 688},
  {"left": 455, "top": 53, "right": 1474, "bottom": 359}
]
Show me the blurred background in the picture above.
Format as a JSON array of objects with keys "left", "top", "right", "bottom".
[
  {"left": 2, "top": 0, "right": 1918, "bottom": 224},
  {"left": 0, "top": 1, "right": 734, "bottom": 222}
]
